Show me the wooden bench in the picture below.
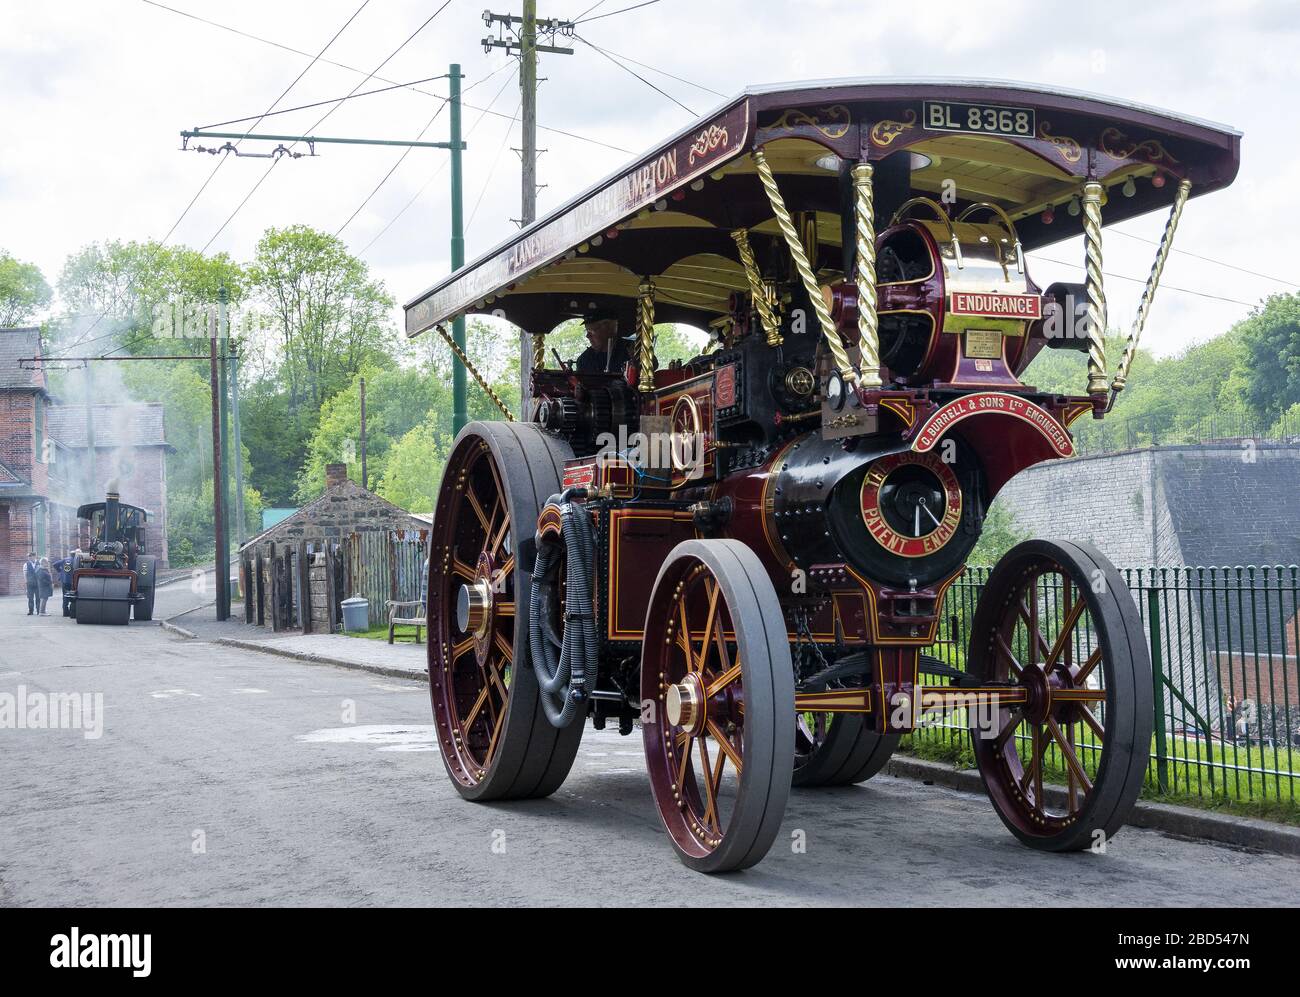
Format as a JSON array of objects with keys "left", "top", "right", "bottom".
[{"left": 386, "top": 599, "right": 426, "bottom": 644}]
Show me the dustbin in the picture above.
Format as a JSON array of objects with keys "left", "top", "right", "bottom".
[{"left": 341, "top": 595, "right": 369, "bottom": 633}]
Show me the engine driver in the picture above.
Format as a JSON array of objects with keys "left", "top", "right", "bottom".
[{"left": 575, "top": 308, "right": 632, "bottom": 374}]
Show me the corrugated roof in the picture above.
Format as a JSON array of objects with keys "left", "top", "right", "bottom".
[
  {"left": 47, "top": 403, "right": 169, "bottom": 448},
  {"left": 0, "top": 328, "right": 46, "bottom": 391}
]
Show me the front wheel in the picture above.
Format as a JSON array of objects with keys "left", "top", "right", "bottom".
[
  {"left": 967, "top": 539, "right": 1152, "bottom": 851},
  {"left": 642, "top": 540, "right": 795, "bottom": 873}
]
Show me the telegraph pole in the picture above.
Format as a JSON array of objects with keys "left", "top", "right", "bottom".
[
  {"left": 359, "top": 376, "right": 368, "bottom": 488},
  {"left": 227, "top": 298, "right": 247, "bottom": 547},
  {"left": 209, "top": 313, "right": 230, "bottom": 622},
  {"left": 216, "top": 288, "right": 233, "bottom": 577},
  {"left": 482, "top": 7, "right": 574, "bottom": 225},
  {"left": 483, "top": 8, "right": 573, "bottom": 415},
  {"left": 520, "top": 0, "right": 538, "bottom": 226}
]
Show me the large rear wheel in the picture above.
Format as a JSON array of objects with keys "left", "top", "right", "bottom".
[
  {"left": 967, "top": 539, "right": 1152, "bottom": 851},
  {"left": 427, "top": 422, "right": 583, "bottom": 801},
  {"left": 642, "top": 540, "right": 795, "bottom": 873}
]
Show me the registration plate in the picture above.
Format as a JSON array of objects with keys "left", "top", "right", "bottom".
[{"left": 923, "top": 100, "right": 1036, "bottom": 138}]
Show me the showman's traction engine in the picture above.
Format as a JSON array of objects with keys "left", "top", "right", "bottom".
[{"left": 404, "top": 79, "right": 1240, "bottom": 872}]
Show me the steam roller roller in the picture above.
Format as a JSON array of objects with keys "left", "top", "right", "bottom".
[{"left": 74, "top": 575, "right": 134, "bottom": 626}]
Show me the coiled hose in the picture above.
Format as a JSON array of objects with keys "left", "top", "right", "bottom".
[{"left": 529, "top": 489, "right": 600, "bottom": 728}]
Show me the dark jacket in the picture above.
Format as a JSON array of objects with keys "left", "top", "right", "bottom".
[
  {"left": 576, "top": 336, "right": 631, "bottom": 375},
  {"left": 23, "top": 560, "right": 39, "bottom": 591},
  {"left": 36, "top": 568, "right": 54, "bottom": 599}
]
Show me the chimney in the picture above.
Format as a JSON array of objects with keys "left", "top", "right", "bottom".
[{"left": 325, "top": 463, "right": 349, "bottom": 489}]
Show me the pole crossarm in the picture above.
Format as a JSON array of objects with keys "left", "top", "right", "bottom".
[{"left": 181, "top": 129, "right": 465, "bottom": 150}]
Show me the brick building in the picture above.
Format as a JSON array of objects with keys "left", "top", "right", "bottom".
[
  {"left": 0, "top": 328, "right": 172, "bottom": 594},
  {"left": 0, "top": 328, "right": 62, "bottom": 596}
]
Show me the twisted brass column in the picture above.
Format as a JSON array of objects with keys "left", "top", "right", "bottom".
[
  {"left": 851, "top": 160, "right": 882, "bottom": 389},
  {"left": 751, "top": 148, "right": 857, "bottom": 385},
  {"left": 1081, "top": 181, "right": 1108, "bottom": 395},
  {"left": 1112, "top": 178, "right": 1191, "bottom": 393},
  {"left": 637, "top": 279, "right": 656, "bottom": 393},
  {"left": 730, "top": 227, "right": 782, "bottom": 346},
  {"left": 531, "top": 331, "right": 546, "bottom": 370}
]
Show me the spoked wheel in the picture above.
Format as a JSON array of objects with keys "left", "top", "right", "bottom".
[
  {"left": 967, "top": 539, "right": 1152, "bottom": 851},
  {"left": 642, "top": 540, "right": 794, "bottom": 873},
  {"left": 427, "top": 422, "right": 583, "bottom": 801},
  {"left": 794, "top": 712, "right": 899, "bottom": 787}
]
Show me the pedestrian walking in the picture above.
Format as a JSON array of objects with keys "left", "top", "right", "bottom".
[
  {"left": 36, "top": 558, "right": 54, "bottom": 616},
  {"left": 22, "top": 552, "right": 39, "bottom": 615}
]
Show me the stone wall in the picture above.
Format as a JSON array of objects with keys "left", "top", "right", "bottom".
[{"left": 991, "top": 443, "right": 1300, "bottom": 569}]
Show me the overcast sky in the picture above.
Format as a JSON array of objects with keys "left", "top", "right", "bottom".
[{"left": 2, "top": 0, "right": 1297, "bottom": 358}]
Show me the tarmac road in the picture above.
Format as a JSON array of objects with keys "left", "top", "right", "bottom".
[{"left": 2, "top": 606, "right": 1298, "bottom": 907}]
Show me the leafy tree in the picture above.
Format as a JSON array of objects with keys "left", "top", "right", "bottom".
[
  {"left": 240, "top": 382, "right": 311, "bottom": 508},
  {"left": 249, "top": 225, "right": 401, "bottom": 426},
  {"left": 377, "top": 418, "right": 454, "bottom": 513},
  {"left": 0, "top": 250, "right": 52, "bottom": 326},
  {"left": 1238, "top": 293, "right": 1300, "bottom": 417},
  {"left": 295, "top": 362, "right": 434, "bottom": 500},
  {"left": 55, "top": 240, "right": 245, "bottom": 348}
]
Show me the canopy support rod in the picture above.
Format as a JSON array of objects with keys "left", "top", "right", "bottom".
[
  {"left": 531, "top": 332, "right": 546, "bottom": 371},
  {"left": 851, "top": 161, "right": 883, "bottom": 389},
  {"left": 1081, "top": 180, "right": 1108, "bottom": 400},
  {"left": 434, "top": 322, "right": 515, "bottom": 421},
  {"left": 637, "top": 279, "right": 656, "bottom": 392},
  {"left": 1110, "top": 178, "right": 1191, "bottom": 397},
  {"left": 752, "top": 148, "right": 857, "bottom": 385},
  {"left": 730, "top": 228, "right": 782, "bottom": 346}
]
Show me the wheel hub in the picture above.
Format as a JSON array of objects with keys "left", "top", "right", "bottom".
[
  {"left": 456, "top": 579, "right": 492, "bottom": 637},
  {"left": 665, "top": 673, "right": 706, "bottom": 735}
]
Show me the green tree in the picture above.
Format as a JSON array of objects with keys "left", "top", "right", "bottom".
[
  {"left": 0, "top": 250, "right": 52, "bottom": 326},
  {"left": 55, "top": 240, "right": 246, "bottom": 347},
  {"left": 1238, "top": 293, "right": 1300, "bottom": 417},
  {"left": 295, "top": 362, "right": 434, "bottom": 501},
  {"left": 377, "top": 418, "right": 454, "bottom": 512},
  {"left": 249, "top": 225, "right": 401, "bottom": 426}
]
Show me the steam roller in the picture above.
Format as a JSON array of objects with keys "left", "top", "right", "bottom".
[{"left": 69, "top": 489, "right": 158, "bottom": 626}]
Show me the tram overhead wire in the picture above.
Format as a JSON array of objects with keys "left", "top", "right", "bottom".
[
  {"left": 199, "top": 0, "right": 454, "bottom": 254},
  {"left": 144, "top": 1, "right": 627, "bottom": 155},
  {"left": 157, "top": 0, "right": 372, "bottom": 247},
  {"left": 573, "top": 33, "right": 695, "bottom": 116}
]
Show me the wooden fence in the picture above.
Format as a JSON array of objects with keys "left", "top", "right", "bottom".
[{"left": 241, "top": 529, "right": 428, "bottom": 633}]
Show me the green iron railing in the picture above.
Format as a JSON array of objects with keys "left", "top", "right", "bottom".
[{"left": 923, "top": 564, "right": 1300, "bottom": 809}]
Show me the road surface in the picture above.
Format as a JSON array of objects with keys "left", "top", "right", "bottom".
[{"left": 2, "top": 600, "right": 1298, "bottom": 907}]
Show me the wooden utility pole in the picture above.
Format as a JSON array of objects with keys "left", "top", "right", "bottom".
[
  {"left": 209, "top": 313, "right": 230, "bottom": 622},
  {"left": 482, "top": 7, "right": 573, "bottom": 416},
  {"left": 481, "top": 6, "right": 573, "bottom": 226},
  {"left": 359, "top": 376, "right": 368, "bottom": 489},
  {"left": 520, "top": 0, "right": 538, "bottom": 226},
  {"left": 222, "top": 284, "right": 247, "bottom": 546}
]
